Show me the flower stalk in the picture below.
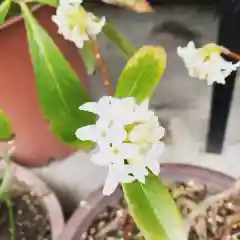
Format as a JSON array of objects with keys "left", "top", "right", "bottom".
[
  {"left": 90, "top": 38, "right": 114, "bottom": 95},
  {"left": 221, "top": 46, "right": 240, "bottom": 61}
]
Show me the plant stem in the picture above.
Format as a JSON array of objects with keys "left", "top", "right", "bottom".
[
  {"left": 90, "top": 38, "right": 114, "bottom": 96},
  {"left": 124, "top": 212, "right": 134, "bottom": 240},
  {"left": 103, "top": 22, "right": 136, "bottom": 59},
  {"left": 5, "top": 195, "right": 15, "bottom": 240},
  {"left": 0, "top": 144, "right": 15, "bottom": 199},
  {"left": 221, "top": 46, "right": 240, "bottom": 61},
  {"left": 185, "top": 179, "right": 240, "bottom": 233}
]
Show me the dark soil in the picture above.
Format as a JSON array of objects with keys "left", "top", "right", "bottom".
[
  {"left": 0, "top": 190, "right": 51, "bottom": 240},
  {"left": 82, "top": 180, "right": 240, "bottom": 240}
]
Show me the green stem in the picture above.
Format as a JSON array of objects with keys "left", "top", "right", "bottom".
[
  {"left": 5, "top": 195, "right": 15, "bottom": 240},
  {"left": 0, "top": 146, "right": 15, "bottom": 199},
  {"left": 103, "top": 22, "right": 136, "bottom": 59}
]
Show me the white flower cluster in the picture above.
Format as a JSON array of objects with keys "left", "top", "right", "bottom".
[
  {"left": 177, "top": 41, "right": 240, "bottom": 85},
  {"left": 52, "top": 0, "right": 105, "bottom": 48},
  {"left": 75, "top": 96, "right": 165, "bottom": 195}
]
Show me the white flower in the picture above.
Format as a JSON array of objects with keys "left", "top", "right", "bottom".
[
  {"left": 201, "top": 53, "right": 239, "bottom": 85},
  {"left": 103, "top": 163, "right": 134, "bottom": 196},
  {"left": 76, "top": 118, "right": 126, "bottom": 146},
  {"left": 91, "top": 141, "right": 140, "bottom": 166},
  {"left": 76, "top": 96, "right": 165, "bottom": 195},
  {"left": 80, "top": 96, "right": 148, "bottom": 125},
  {"left": 52, "top": 0, "right": 105, "bottom": 48},
  {"left": 177, "top": 41, "right": 240, "bottom": 85},
  {"left": 127, "top": 116, "right": 165, "bottom": 180},
  {"left": 128, "top": 116, "right": 165, "bottom": 147}
]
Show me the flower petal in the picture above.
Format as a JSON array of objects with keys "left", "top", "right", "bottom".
[
  {"left": 75, "top": 125, "right": 98, "bottom": 141},
  {"left": 91, "top": 151, "right": 110, "bottom": 166},
  {"left": 147, "top": 159, "right": 160, "bottom": 176},
  {"left": 108, "top": 123, "right": 127, "bottom": 144},
  {"left": 87, "top": 13, "right": 106, "bottom": 36},
  {"left": 119, "top": 143, "right": 140, "bottom": 160},
  {"left": 145, "top": 142, "right": 164, "bottom": 175},
  {"left": 129, "top": 163, "right": 147, "bottom": 183},
  {"left": 79, "top": 102, "right": 99, "bottom": 114},
  {"left": 98, "top": 96, "right": 113, "bottom": 109},
  {"left": 134, "top": 99, "right": 154, "bottom": 122},
  {"left": 128, "top": 123, "right": 148, "bottom": 143},
  {"left": 153, "top": 125, "right": 165, "bottom": 141},
  {"left": 114, "top": 164, "right": 135, "bottom": 183},
  {"left": 140, "top": 98, "right": 150, "bottom": 110},
  {"left": 103, "top": 170, "right": 119, "bottom": 195}
]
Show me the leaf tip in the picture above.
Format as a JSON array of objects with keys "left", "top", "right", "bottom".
[{"left": 134, "top": 2, "right": 154, "bottom": 13}]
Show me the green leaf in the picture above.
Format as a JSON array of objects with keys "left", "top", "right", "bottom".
[
  {"left": 0, "top": 0, "right": 11, "bottom": 24},
  {"left": 0, "top": 110, "right": 12, "bottom": 140},
  {"left": 79, "top": 41, "right": 97, "bottom": 75},
  {"left": 103, "top": 22, "right": 136, "bottom": 59},
  {"left": 123, "top": 174, "right": 187, "bottom": 240},
  {"left": 33, "top": 0, "right": 58, "bottom": 7},
  {"left": 20, "top": 3, "right": 95, "bottom": 149},
  {"left": 115, "top": 46, "right": 185, "bottom": 240},
  {"left": 115, "top": 45, "right": 167, "bottom": 103}
]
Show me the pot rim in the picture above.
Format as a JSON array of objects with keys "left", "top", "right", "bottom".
[
  {"left": 0, "top": 161, "right": 64, "bottom": 240},
  {"left": 58, "top": 163, "right": 235, "bottom": 240},
  {"left": 0, "top": 4, "right": 42, "bottom": 31}
]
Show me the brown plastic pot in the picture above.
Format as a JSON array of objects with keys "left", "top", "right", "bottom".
[
  {"left": 58, "top": 163, "right": 235, "bottom": 240},
  {"left": 0, "top": 5, "right": 89, "bottom": 166},
  {"left": 0, "top": 161, "right": 64, "bottom": 239}
]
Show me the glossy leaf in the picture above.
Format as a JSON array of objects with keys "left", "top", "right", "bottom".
[
  {"left": 103, "top": 22, "right": 136, "bottom": 59},
  {"left": 0, "top": 110, "right": 12, "bottom": 140},
  {"left": 20, "top": 3, "right": 95, "bottom": 149},
  {"left": 115, "top": 45, "right": 167, "bottom": 103},
  {"left": 123, "top": 174, "right": 187, "bottom": 240},
  {"left": 79, "top": 41, "right": 97, "bottom": 75},
  {"left": 115, "top": 46, "right": 186, "bottom": 240},
  {"left": 102, "top": 0, "right": 153, "bottom": 13},
  {"left": 31, "top": 0, "right": 58, "bottom": 7},
  {"left": 0, "top": 0, "right": 11, "bottom": 24}
]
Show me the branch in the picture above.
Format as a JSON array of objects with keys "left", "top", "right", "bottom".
[
  {"left": 90, "top": 38, "right": 114, "bottom": 96},
  {"left": 221, "top": 46, "right": 240, "bottom": 61}
]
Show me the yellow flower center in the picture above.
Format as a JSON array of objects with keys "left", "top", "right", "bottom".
[
  {"left": 113, "top": 148, "right": 119, "bottom": 154},
  {"left": 200, "top": 43, "right": 221, "bottom": 61},
  {"left": 67, "top": 7, "right": 87, "bottom": 34}
]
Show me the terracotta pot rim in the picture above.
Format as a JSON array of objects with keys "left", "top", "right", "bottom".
[
  {"left": 0, "top": 161, "right": 64, "bottom": 240},
  {"left": 0, "top": 4, "right": 42, "bottom": 31},
  {"left": 58, "top": 163, "right": 235, "bottom": 240}
]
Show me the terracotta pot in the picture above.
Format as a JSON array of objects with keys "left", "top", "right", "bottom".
[
  {"left": 58, "top": 163, "right": 235, "bottom": 240},
  {"left": 0, "top": 161, "right": 64, "bottom": 239},
  {"left": 0, "top": 5, "right": 89, "bottom": 166}
]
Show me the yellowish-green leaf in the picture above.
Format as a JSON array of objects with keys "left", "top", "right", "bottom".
[
  {"left": 20, "top": 3, "right": 95, "bottom": 149},
  {"left": 0, "top": 109, "right": 12, "bottom": 140},
  {"left": 29, "top": 0, "right": 58, "bottom": 7},
  {"left": 115, "top": 45, "right": 185, "bottom": 240},
  {"left": 115, "top": 45, "right": 167, "bottom": 103},
  {"left": 123, "top": 174, "right": 187, "bottom": 240},
  {"left": 0, "top": 0, "right": 11, "bottom": 24},
  {"left": 79, "top": 41, "right": 97, "bottom": 75},
  {"left": 103, "top": 22, "right": 136, "bottom": 59},
  {"left": 102, "top": 0, "right": 153, "bottom": 13}
]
